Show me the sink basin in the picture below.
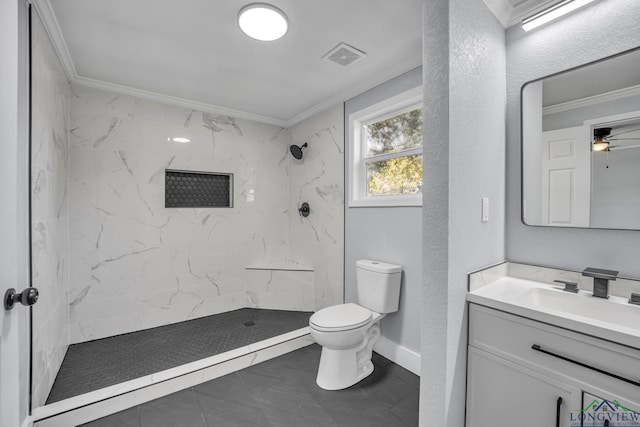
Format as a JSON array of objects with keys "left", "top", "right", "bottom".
[
  {"left": 467, "top": 276, "right": 640, "bottom": 348},
  {"left": 519, "top": 287, "right": 640, "bottom": 332}
]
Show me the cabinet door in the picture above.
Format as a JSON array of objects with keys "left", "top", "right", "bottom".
[
  {"left": 466, "top": 347, "right": 581, "bottom": 427},
  {"left": 581, "top": 392, "right": 640, "bottom": 427}
]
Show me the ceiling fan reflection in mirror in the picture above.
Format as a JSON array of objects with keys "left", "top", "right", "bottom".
[{"left": 593, "top": 126, "right": 640, "bottom": 152}]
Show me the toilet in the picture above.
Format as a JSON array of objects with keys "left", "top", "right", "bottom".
[{"left": 309, "top": 259, "right": 402, "bottom": 390}]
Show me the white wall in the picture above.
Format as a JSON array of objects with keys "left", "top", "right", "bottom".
[
  {"left": 344, "top": 67, "right": 423, "bottom": 360},
  {"left": 421, "top": 0, "right": 506, "bottom": 426},
  {"left": 30, "top": 10, "right": 70, "bottom": 407},
  {"left": 506, "top": 0, "right": 640, "bottom": 276}
]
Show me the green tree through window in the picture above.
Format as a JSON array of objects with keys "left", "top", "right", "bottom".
[{"left": 364, "top": 107, "right": 423, "bottom": 196}]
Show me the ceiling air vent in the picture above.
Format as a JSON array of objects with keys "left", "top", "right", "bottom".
[{"left": 323, "top": 43, "right": 366, "bottom": 67}]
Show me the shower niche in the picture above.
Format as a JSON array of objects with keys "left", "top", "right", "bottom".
[{"left": 165, "top": 169, "right": 233, "bottom": 208}]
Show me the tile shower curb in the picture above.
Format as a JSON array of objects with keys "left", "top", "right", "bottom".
[{"left": 33, "top": 328, "right": 313, "bottom": 426}]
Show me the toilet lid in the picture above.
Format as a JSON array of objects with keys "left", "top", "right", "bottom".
[{"left": 309, "top": 303, "right": 372, "bottom": 331}]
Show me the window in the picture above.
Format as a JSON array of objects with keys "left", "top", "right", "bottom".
[{"left": 349, "top": 86, "right": 423, "bottom": 207}]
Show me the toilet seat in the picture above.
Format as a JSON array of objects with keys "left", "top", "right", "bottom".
[{"left": 309, "top": 303, "right": 372, "bottom": 332}]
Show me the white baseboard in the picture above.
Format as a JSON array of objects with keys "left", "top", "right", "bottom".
[{"left": 373, "top": 335, "right": 421, "bottom": 376}]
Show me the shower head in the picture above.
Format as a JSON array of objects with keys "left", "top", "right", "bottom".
[{"left": 289, "top": 143, "right": 308, "bottom": 160}]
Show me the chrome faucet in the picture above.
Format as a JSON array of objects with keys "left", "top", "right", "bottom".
[{"left": 582, "top": 267, "right": 618, "bottom": 299}]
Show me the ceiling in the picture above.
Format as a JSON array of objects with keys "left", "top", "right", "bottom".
[{"left": 37, "top": 0, "right": 423, "bottom": 127}]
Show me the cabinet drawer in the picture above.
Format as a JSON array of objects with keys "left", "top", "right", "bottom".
[{"left": 469, "top": 303, "right": 640, "bottom": 396}]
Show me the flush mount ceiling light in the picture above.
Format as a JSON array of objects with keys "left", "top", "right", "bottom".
[
  {"left": 238, "top": 3, "right": 288, "bottom": 41},
  {"left": 522, "top": 0, "right": 595, "bottom": 32}
]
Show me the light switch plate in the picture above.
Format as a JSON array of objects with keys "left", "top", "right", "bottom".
[{"left": 482, "top": 197, "right": 489, "bottom": 223}]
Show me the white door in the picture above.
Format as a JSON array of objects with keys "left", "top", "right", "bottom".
[
  {"left": 1, "top": 0, "right": 31, "bottom": 426},
  {"left": 541, "top": 126, "right": 591, "bottom": 227}
]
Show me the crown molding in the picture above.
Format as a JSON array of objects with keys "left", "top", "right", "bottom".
[
  {"left": 481, "top": 0, "right": 515, "bottom": 27},
  {"left": 543, "top": 84, "right": 640, "bottom": 116},
  {"left": 31, "top": 0, "right": 77, "bottom": 81},
  {"left": 482, "top": 0, "right": 558, "bottom": 28},
  {"left": 73, "top": 76, "right": 289, "bottom": 127}
]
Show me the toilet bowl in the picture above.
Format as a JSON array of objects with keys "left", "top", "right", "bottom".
[
  {"left": 309, "top": 259, "right": 402, "bottom": 390},
  {"left": 309, "top": 303, "right": 383, "bottom": 390}
]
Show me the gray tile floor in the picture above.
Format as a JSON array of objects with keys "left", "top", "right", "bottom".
[
  {"left": 47, "top": 309, "right": 312, "bottom": 403},
  {"left": 80, "top": 344, "right": 420, "bottom": 427}
]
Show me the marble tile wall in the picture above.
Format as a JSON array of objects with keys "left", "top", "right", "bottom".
[
  {"left": 30, "top": 11, "right": 71, "bottom": 408},
  {"left": 245, "top": 267, "right": 315, "bottom": 311},
  {"left": 68, "top": 85, "right": 294, "bottom": 343},
  {"left": 287, "top": 106, "right": 345, "bottom": 310}
]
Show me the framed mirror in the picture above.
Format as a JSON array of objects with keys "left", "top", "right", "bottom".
[{"left": 521, "top": 47, "right": 640, "bottom": 230}]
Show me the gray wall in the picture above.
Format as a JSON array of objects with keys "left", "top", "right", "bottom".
[
  {"left": 344, "top": 66, "right": 422, "bottom": 355},
  {"left": 506, "top": 0, "right": 640, "bottom": 276},
  {"left": 590, "top": 130, "right": 640, "bottom": 229},
  {"left": 421, "top": 0, "right": 506, "bottom": 426}
]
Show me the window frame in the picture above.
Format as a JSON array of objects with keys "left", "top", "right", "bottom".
[{"left": 348, "top": 86, "right": 423, "bottom": 207}]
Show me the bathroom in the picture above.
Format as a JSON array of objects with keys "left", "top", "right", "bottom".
[{"left": 1, "top": 0, "right": 640, "bottom": 426}]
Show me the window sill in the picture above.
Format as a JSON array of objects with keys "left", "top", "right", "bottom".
[{"left": 349, "top": 195, "right": 422, "bottom": 208}]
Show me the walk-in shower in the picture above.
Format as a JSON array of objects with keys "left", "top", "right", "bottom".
[{"left": 27, "top": 2, "right": 353, "bottom": 423}]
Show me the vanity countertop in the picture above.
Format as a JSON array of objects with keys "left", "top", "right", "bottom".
[{"left": 467, "top": 276, "right": 640, "bottom": 350}]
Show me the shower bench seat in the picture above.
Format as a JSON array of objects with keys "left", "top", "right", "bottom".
[{"left": 245, "top": 263, "right": 315, "bottom": 312}]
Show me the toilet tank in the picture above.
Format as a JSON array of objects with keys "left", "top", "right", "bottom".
[{"left": 356, "top": 259, "right": 402, "bottom": 313}]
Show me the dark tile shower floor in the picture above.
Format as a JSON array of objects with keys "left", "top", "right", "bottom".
[
  {"left": 81, "top": 344, "right": 420, "bottom": 427},
  {"left": 47, "top": 308, "right": 312, "bottom": 404}
]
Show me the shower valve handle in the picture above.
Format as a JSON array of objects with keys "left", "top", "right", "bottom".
[
  {"left": 4, "top": 287, "right": 39, "bottom": 310},
  {"left": 298, "top": 202, "right": 310, "bottom": 217}
]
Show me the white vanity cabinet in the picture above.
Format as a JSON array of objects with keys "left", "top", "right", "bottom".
[{"left": 466, "top": 304, "right": 640, "bottom": 427}]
